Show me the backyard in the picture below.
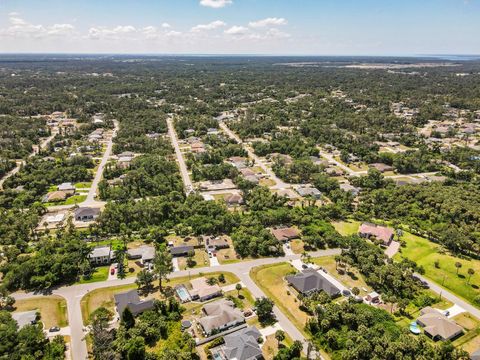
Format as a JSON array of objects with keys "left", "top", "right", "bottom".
[{"left": 331, "top": 220, "right": 360, "bottom": 236}]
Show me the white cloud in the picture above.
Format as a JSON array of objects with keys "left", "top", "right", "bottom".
[
  {"left": 161, "top": 23, "right": 171, "bottom": 29},
  {"left": 88, "top": 25, "right": 137, "bottom": 40},
  {"left": 248, "top": 17, "right": 288, "bottom": 28},
  {"left": 0, "top": 13, "right": 75, "bottom": 38},
  {"left": 200, "top": 0, "right": 232, "bottom": 8},
  {"left": 224, "top": 25, "right": 249, "bottom": 36},
  {"left": 191, "top": 20, "right": 226, "bottom": 32}
]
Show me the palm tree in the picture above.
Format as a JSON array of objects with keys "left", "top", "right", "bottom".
[
  {"left": 235, "top": 283, "right": 242, "bottom": 297},
  {"left": 455, "top": 262, "right": 462, "bottom": 275},
  {"left": 275, "top": 330, "right": 285, "bottom": 347},
  {"left": 467, "top": 268, "right": 475, "bottom": 284}
]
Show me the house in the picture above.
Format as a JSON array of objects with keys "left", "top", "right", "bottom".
[
  {"left": 240, "top": 168, "right": 256, "bottom": 177},
  {"left": 57, "top": 182, "right": 76, "bottom": 194},
  {"left": 228, "top": 157, "right": 248, "bottom": 169},
  {"left": 286, "top": 269, "right": 341, "bottom": 297},
  {"left": 127, "top": 245, "right": 155, "bottom": 264},
  {"left": 169, "top": 245, "right": 194, "bottom": 257},
  {"left": 358, "top": 223, "right": 395, "bottom": 246},
  {"left": 339, "top": 183, "right": 361, "bottom": 196},
  {"left": 45, "top": 213, "right": 66, "bottom": 224},
  {"left": 244, "top": 175, "right": 259, "bottom": 184},
  {"left": 118, "top": 156, "right": 133, "bottom": 169},
  {"left": 224, "top": 193, "right": 243, "bottom": 206},
  {"left": 89, "top": 246, "right": 113, "bottom": 265},
  {"left": 199, "top": 299, "right": 245, "bottom": 335},
  {"left": 365, "top": 291, "right": 381, "bottom": 303},
  {"left": 369, "top": 163, "right": 394, "bottom": 173},
  {"left": 114, "top": 290, "right": 155, "bottom": 317},
  {"left": 309, "top": 156, "right": 329, "bottom": 167},
  {"left": 12, "top": 310, "right": 38, "bottom": 329},
  {"left": 44, "top": 191, "right": 68, "bottom": 203},
  {"left": 417, "top": 307, "right": 463, "bottom": 341},
  {"left": 276, "top": 189, "right": 300, "bottom": 200},
  {"left": 207, "top": 128, "right": 220, "bottom": 135},
  {"left": 210, "top": 326, "right": 263, "bottom": 360},
  {"left": 471, "top": 348, "right": 480, "bottom": 360},
  {"left": 190, "top": 277, "right": 222, "bottom": 302},
  {"left": 271, "top": 227, "right": 300, "bottom": 242},
  {"left": 295, "top": 186, "right": 322, "bottom": 199},
  {"left": 74, "top": 207, "right": 101, "bottom": 222},
  {"left": 203, "top": 235, "right": 230, "bottom": 252}
]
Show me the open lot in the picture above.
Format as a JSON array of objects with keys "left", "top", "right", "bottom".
[
  {"left": 14, "top": 295, "right": 68, "bottom": 328},
  {"left": 250, "top": 262, "right": 309, "bottom": 337},
  {"left": 75, "top": 266, "right": 109, "bottom": 284},
  {"left": 331, "top": 220, "right": 360, "bottom": 236},
  {"left": 178, "top": 249, "right": 210, "bottom": 269},
  {"left": 395, "top": 232, "right": 480, "bottom": 307}
]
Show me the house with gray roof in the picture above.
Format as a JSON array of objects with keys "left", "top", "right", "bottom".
[
  {"left": 89, "top": 246, "right": 113, "bottom": 265},
  {"left": 74, "top": 207, "right": 101, "bottom": 222},
  {"left": 127, "top": 245, "right": 155, "bottom": 264},
  {"left": 169, "top": 245, "right": 194, "bottom": 257},
  {"left": 286, "top": 269, "right": 341, "bottom": 297},
  {"left": 295, "top": 186, "right": 322, "bottom": 199},
  {"left": 114, "top": 290, "right": 155, "bottom": 317},
  {"left": 471, "top": 348, "right": 480, "bottom": 360},
  {"left": 211, "top": 326, "right": 263, "bottom": 360}
]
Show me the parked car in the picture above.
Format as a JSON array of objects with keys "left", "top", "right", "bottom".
[
  {"left": 301, "top": 264, "right": 308, "bottom": 269},
  {"left": 342, "top": 289, "right": 352, "bottom": 297},
  {"left": 49, "top": 326, "right": 60, "bottom": 332}
]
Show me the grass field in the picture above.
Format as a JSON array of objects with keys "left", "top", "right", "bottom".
[
  {"left": 312, "top": 256, "right": 371, "bottom": 296},
  {"left": 331, "top": 220, "right": 360, "bottom": 236},
  {"left": 45, "top": 194, "right": 87, "bottom": 207},
  {"left": 395, "top": 232, "right": 480, "bottom": 307},
  {"left": 75, "top": 266, "right": 109, "bottom": 284},
  {"left": 80, "top": 271, "right": 240, "bottom": 324},
  {"left": 14, "top": 296, "right": 68, "bottom": 328},
  {"left": 250, "top": 262, "right": 309, "bottom": 336},
  {"left": 178, "top": 249, "right": 210, "bottom": 270},
  {"left": 74, "top": 182, "right": 92, "bottom": 189},
  {"left": 259, "top": 178, "right": 276, "bottom": 187},
  {"left": 290, "top": 239, "right": 305, "bottom": 254}
]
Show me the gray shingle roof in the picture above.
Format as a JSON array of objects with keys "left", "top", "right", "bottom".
[
  {"left": 114, "top": 290, "right": 154, "bottom": 316},
  {"left": 223, "top": 327, "right": 262, "bottom": 360},
  {"left": 286, "top": 269, "right": 341, "bottom": 296}
]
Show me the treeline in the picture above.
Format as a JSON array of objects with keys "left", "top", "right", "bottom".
[{"left": 0, "top": 116, "right": 49, "bottom": 159}]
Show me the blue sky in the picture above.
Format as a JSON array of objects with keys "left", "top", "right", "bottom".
[{"left": 0, "top": 0, "right": 479, "bottom": 54}]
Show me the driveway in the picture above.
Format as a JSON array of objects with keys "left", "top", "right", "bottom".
[
  {"left": 384, "top": 240, "right": 400, "bottom": 258},
  {"left": 209, "top": 256, "right": 220, "bottom": 267}
]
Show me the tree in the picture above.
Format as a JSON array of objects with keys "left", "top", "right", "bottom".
[
  {"left": 186, "top": 250, "right": 195, "bottom": 268},
  {"left": 126, "top": 336, "right": 145, "bottom": 360},
  {"left": 153, "top": 245, "right": 173, "bottom": 293},
  {"left": 235, "top": 283, "right": 242, "bottom": 297},
  {"left": 136, "top": 269, "right": 154, "bottom": 293},
  {"left": 275, "top": 329, "right": 285, "bottom": 347},
  {"left": 206, "top": 277, "right": 218, "bottom": 286},
  {"left": 467, "top": 268, "right": 475, "bottom": 284},
  {"left": 455, "top": 262, "right": 462, "bottom": 275},
  {"left": 218, "top": 274, "right": 226, "bottom": 283},
  {"left": 121, "top": 307, "right": 135, "bottom": 330},
  {"left": 255, "top": 297, "right": 274, "bottom": 324},
  {"left": 351, "top": 287, "right": 360, "bottom": 296},
  {"left": 0, "top": 288, "right": 15, "bottom": 310}
]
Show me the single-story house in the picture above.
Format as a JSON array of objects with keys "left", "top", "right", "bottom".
[
  {"left": 239, "top": 168, "right": 256, "bottom": 177},
  {"left": 89, "top": 246, "right": 113, "bottom": 265},
  {"left": 228, "top": 157, "right": 248, "bottom": 169},
  {"left": 417, "top": 307, "right": 463, "bottom": 341},
  {"left": 57, "top": 182, "right": 76, "bottom": 194},
  {"left": 190, "top": 277, "right": 222, "bottom": 302},
  {"left": 271, "top": 227, "right": 300, "bottom": 242},
  {"left": 43, "top": 190, "right": 68, "bottom": 203},
  {"left": 224, "top": 193, "right": 243, "bottom": 206},
  {"left": 339, "top": 183, "right": 361, "bottom": 196},
  {"left": 114, "top": 290, "right": 155, "bottom": 317},
  {"left": 127, "top": 245, "right": 155, "bottom": 264},
  {"left": 117, "top": 156, "right": 133, "bottom": 169},
  {"left": 74, "top": 207, "right": 101, "bottom": 222},
  {"left": 203, "top": 235, "right": 230, "bottom": 252},
  {"left": 286, "top": 269, "right": 341, "bottom": 297},
  {"left": 169, "top": 245, "right": 194, "bottom": 257},
  {"left": 358, "top": 223, "right": 394, "bottom": 246},
  {"left": 12, "top": 310, "right": 38, "bottom": 329},
  {"left": 211, "top": 326, "right": 263, "bottom": 360},
  {"left": 295, "top": 186, "right": 322, "bottom": 199},
  {"left": 199, "top": 299, "right": 245, "bottom": 335},
  {"left": 365, "top": 291, "right": 381, "bottom": 303},
  {"left": 369, "top": 163, "right": 394, "bottom": 173}
]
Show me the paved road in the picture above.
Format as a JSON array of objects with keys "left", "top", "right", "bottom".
[
  {"left": 0, "top": 127, "right": 58, "bottom": 189},
  {"left": 13, "top": 248, "right": 340, "bottom": 360},
  {"left": 318, "top": 150, "right": 364, "bottom": 177},
  {"left": 84, "top": 121, "right": 118, "bottom": 207},
  {"left": 219, "top": 121, "right": 289, "bottom": 190},
  {"left": 415, "top": 273, "right": 480, "bottom": 319},
  {"left": 167, "top": 117, "right": 193, "bottom": 194}
]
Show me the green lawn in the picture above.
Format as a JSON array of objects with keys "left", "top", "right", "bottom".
[
  {"left": 75, "top": 266, "right": 109, "bottom": 284},
  {"left": 75, "top": 182, "right": 92, "bottom": 189},
  {"left": 44, "top": 194, "right": 87, "bottom": 207},
  {"left": 395, "top": 232, "right": 480, "bottom": 307},
  {"left": 331, "top": 220, "right": 360, "bottom": 236}
]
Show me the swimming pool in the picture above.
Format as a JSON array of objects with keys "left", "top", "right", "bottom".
[{"left": 175, "top": 285, "right": 191, "bottom": 302}]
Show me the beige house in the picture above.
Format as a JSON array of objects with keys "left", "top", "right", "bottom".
[
  {"left": 199, "top": 299, "right": 245, "bottom": 335},
  {"left": 189, "top": 277, "right": 222, "bottom": 302},
  {"left": 417, "top": 307, "right": 463, "bottom": 341}
]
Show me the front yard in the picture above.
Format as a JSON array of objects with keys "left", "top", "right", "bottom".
[{"left": 14, "top": 295, "right": 68, "bottom": 328}]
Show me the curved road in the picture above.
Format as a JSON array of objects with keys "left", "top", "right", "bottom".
[{"left": 14, "top": 249, "right": 340, "bottom": 360}]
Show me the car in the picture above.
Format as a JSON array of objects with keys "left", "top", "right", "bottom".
[
  {"left": 301, "top": 264, "right": 308, "bottom": 269},
  {"left": 342, "top": 289, "right": 352, "bottom": 297},
  {"left": 49, "top": 326, "right": 60, "bottom": 332},
  {"left": 110, "top": 268, "right": 115, "bottom": 275}
]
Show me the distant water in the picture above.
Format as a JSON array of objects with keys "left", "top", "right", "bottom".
[{"left": 426, "top": 55, "right": 480, "bottom": 61}]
